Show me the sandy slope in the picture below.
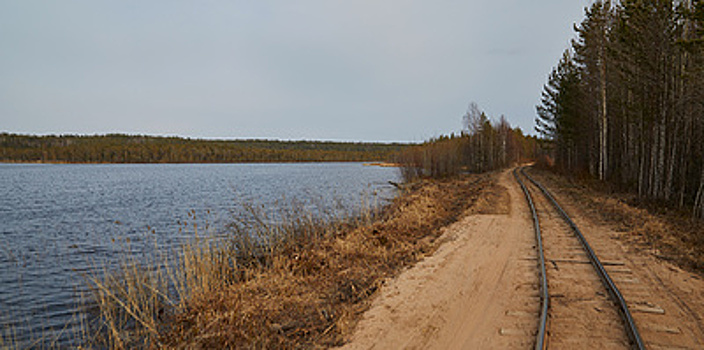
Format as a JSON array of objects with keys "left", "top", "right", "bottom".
[{"left": 338, "top": 169, "right": 540, "bottom": 349}]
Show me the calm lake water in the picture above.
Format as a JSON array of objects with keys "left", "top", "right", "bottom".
[{"left": 0, "top": 162, "right": 399, "bottom": 346}]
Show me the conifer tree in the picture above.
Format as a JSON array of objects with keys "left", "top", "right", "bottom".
[
  {"left": 539, "top": 0, "right": 704, "bottom": 218},
  {"left": 535, "top": 49, "right": 582, "bottom": 171},
  {"left": 572, "top": 0, "right": 613, "bottom": 180}
]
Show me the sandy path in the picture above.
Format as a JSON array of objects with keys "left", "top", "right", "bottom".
[{"left": 338, "top": 169, "right": 540, "bottom": 349}]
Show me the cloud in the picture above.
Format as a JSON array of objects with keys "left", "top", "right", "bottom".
[{"left": 0, "top": 0, "right": 590, "bottom": 141}]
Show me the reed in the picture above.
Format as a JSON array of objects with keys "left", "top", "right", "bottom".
[
  {"left": 0, "top": 302, "right": 86, "bottom": 349},
  {"left": 0, "top": 327, "right": 14, "bottom": 350},
  {"left": 79, "top": 175, "right": 490, "bottom": 348},
  {"left": 82, "top": 249, "right": 168, "bottom": 348}
]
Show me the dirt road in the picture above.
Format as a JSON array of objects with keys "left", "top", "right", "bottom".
[{"left": 338, "top": 168, "right": 704, "bottom": 349}]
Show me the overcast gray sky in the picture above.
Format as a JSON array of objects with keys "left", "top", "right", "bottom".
[{"left": 1, "top": 1, "right": 591, "bottom": 142}]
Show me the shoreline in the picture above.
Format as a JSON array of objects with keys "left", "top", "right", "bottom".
[
  {"left": 362, "top": 162, "right": 401, "bottom": 168},
  {"left": 79, "top": 173, "right": 492, "bottom": 348},
  {"left": 0, "top": 162, "right": 400, "bottom": 348}
]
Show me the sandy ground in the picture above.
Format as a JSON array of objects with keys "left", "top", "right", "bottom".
[
  {"left": 338, "top": 168, "right": 704, "bottom": 349},
  {"left": 338, "top": 169, "right": 540, "bottom": 349}
]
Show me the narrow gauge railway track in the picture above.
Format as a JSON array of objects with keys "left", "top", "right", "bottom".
[{"left": 514, "top": 167, "right": 645, "bottom": 349}]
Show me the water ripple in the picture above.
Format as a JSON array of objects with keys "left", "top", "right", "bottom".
[{"left": 0, "top": 163, "right": 398, "bottom": 347}]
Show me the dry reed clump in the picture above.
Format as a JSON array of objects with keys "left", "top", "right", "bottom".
[
  {"left": 81, "top": 245, "right": 174, "bottom": 348},
  {"left": 527, "top": 168, "right": 704, "bottom": 273},
  {"left": 165, "top": 175, "right": 490, "bottom": 349},
  {"left": 80, "top": 213, "right": 236, "bottom": 349},
  {"left": 82, "top": 174, "right": 491, "bottom": 349}
]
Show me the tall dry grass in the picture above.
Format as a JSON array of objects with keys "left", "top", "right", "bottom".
[
  {"left": 78, "top": 175, "right": 491, "bottom": 349},
  {"left": 0, "top": 327, "right": 14, "bottom": 349},
  {"left": 79, "top": 195, "right": 382, "bottom": 348},
  {"left": 0, "top": 299, "right": 86, "bottom": 349}
]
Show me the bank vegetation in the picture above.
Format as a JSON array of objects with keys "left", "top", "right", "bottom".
[{"left": 81, "top": 174, "right": 493, "bottom": 348}]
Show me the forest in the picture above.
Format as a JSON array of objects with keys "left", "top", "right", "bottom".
[
  {"left": 396, "top": 102, "right": 538, "bottom": 180},
  {"left": 0, "top": 133, "right": 404, "bottom": 163},
  {"left": 536, "top": 0, "right": 704, "bottom": 218}
]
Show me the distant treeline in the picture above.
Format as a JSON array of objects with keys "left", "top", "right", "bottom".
[
  {"left": 396, "top": 102, "right": 538, "bottom": 181},
  {"left": 536, "top": 0, "right": 704, "bottom": 218},
  {"left": 0, "top": 133, "right": 406, "bottom": 163}
]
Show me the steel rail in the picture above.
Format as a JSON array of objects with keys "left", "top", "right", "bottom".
[
  {"left": 519, "top": 167, "right": 646, "bottom": 350},
  {"left": 513, "top": 168, "right": 550, "bottom": 350}
]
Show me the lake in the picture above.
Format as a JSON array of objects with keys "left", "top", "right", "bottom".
[{"left": 0, "top": 162, "right": 399, "bottom": 346}]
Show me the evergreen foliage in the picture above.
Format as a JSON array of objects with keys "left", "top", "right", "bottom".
[{"left": 537, "top": 0, "right": 704, "bottom": 218}]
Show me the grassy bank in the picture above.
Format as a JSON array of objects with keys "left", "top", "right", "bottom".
[
  {"left": 81, "top": 174, "right": 493, "bottom": 348},
  {"left": 528, "top": 167, "right": 704, "bottom": 274}
]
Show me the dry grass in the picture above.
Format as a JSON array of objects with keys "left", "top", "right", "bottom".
[
  {"left": 0, "top": 305, "right": 85, "bottom": 349},
  {"left": 468, "top": 182, "right": 510, "bottom": 215},
  {"left": 527, "top": 167, "right": 704, "bottom": 274},
  {"left": 80, "top": 174, "right": 493, "bottom": 349},
  {"left": 0, "top": 328, "right": 14, "bottom": 349}
]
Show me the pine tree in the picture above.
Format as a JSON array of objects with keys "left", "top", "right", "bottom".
[
  {"left": 535, "top": 50, "right": 583, "bottom": 171},
  {"left": 539, "top": 0, "right": 704, "bottom": 218},
  {"left": 572, "top": 0, "right": 613, "bottom": 180}
]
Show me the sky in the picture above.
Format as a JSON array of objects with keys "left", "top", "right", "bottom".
[{"left": 1, "top": 1, "right": 592, "bottom": 142}]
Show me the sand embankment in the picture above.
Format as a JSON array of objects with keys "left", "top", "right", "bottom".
[{"left": 339, "top": 168, "right": 704, "bottom": 349}]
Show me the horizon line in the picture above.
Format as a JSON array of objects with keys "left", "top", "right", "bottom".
[{"left": 0, "top": 131, "right": 418, "bottom": 145}]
